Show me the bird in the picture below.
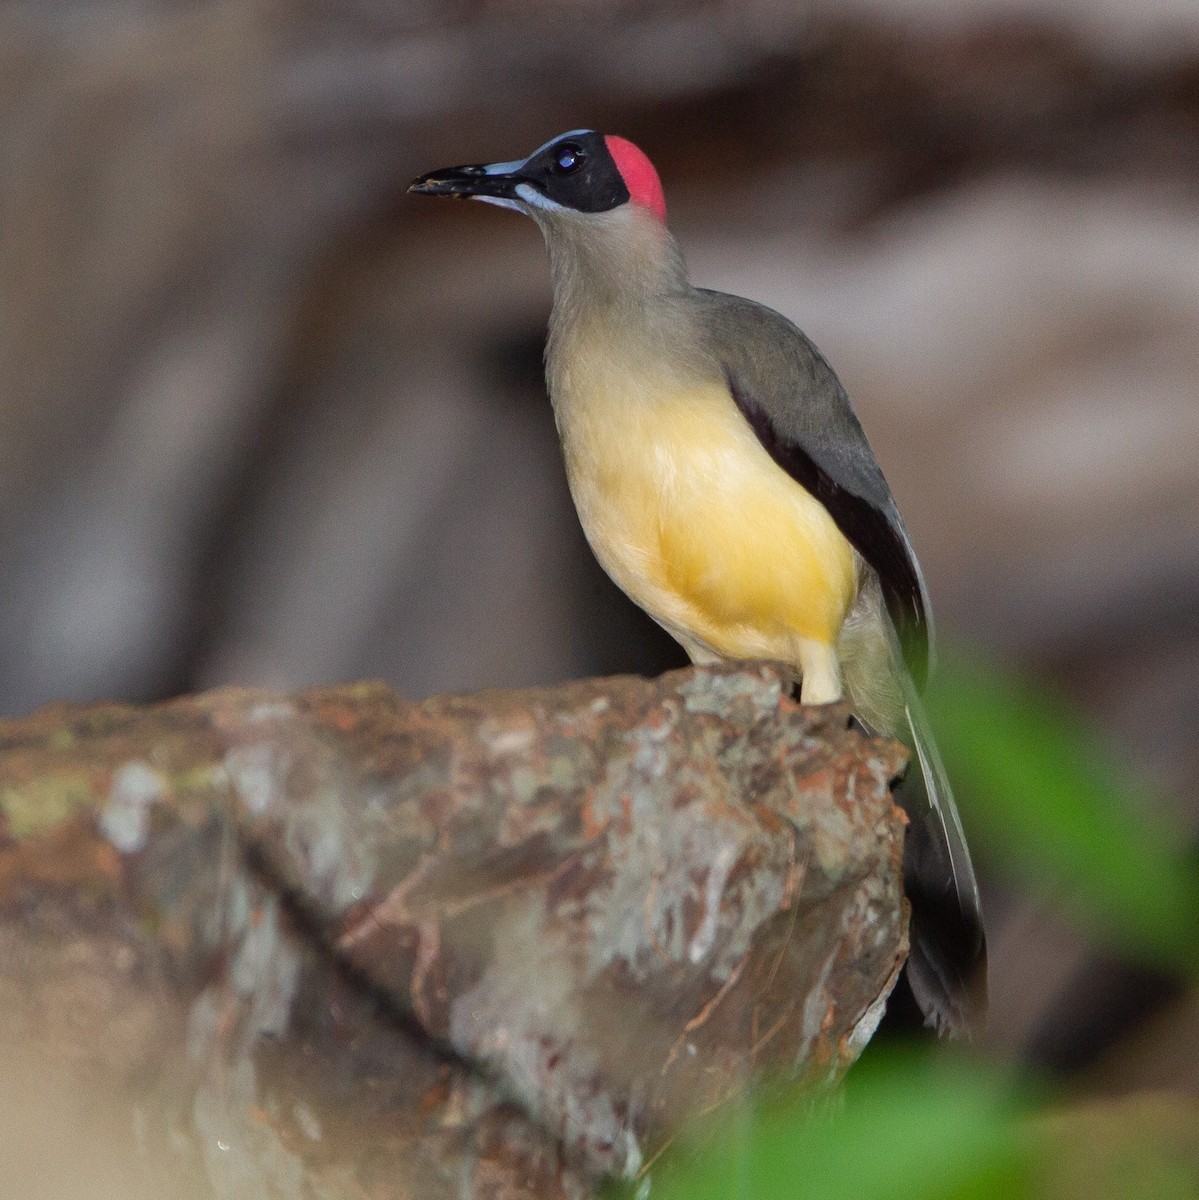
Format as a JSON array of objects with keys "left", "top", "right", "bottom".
[{"left": 410, "top": 130, "right": 986, "bottom": 1037}]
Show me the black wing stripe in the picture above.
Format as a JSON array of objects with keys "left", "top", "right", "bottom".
[{"left": 730, "top": 382, "right": 929, "bottom": 688}]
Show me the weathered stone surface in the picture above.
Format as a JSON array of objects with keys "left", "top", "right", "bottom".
[{"left": 0, "top": 663, "right": 907, "bottom": 1198}]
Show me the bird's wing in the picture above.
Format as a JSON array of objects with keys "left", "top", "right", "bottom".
[{"left": 697, "top": 288, "right": 933, "bottom": 688}]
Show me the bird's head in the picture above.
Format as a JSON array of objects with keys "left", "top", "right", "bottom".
[{"left": 409, "top": 130, "right": 667, "bottom": 228}]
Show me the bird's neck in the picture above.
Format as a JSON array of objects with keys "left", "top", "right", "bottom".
[
  {"left": 540, "top": 207, "right": 708, "bottom": 401},
  {"left": 543, "top": 206, "right": 686, "bottom": 311}
]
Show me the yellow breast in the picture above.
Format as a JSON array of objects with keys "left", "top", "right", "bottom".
[{"left": 551, "top": 355, "right": 859, "bottom": 665}]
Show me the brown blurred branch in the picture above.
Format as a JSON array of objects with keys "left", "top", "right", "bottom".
[{"left": 0, "top": 663, "right": 907, "bottom": 1199}]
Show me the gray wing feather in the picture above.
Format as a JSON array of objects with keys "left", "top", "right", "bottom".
[{"left": 696, "top": 288, "right": 934, "bottom": 686}]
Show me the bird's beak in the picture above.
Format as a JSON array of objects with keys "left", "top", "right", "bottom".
[{"left": 408, "top": 157, "right": 527, "bottom": 204}]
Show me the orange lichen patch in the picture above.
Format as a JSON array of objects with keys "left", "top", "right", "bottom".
[
  {"left": 418, "top": 1076, "right": 452, "bottom": 1116},
  {"left": 294, "top": 688, "right": 379, "bottom": 738},
  {"left": 321, "top": 703, "right": 363, "bottom": 733},
  {"left": 619, "top": 793, "right": 633, "bottom": 824},
  {"left": 806, "top": 1033, "right": 834, "bottom": 1076},
  {"left": 644, "top": 706, "right": 672, "bottom": 732},
  {"left": 0, "top": 817, "right": 122, "bottom": 899},
  {"left": 578, "top": 793, "right": 610, "bottom": 840}
]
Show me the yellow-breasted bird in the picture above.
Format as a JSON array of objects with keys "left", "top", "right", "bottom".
[{"left": 410, "top": 130, "right": 986, "bottom": 1037}]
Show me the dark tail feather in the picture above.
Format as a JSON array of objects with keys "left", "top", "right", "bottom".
[{"left": 895, "top": 676, "right": 988, "bottom": 1038}]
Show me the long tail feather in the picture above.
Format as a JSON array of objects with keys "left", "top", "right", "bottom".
[
  {"left": 840, "top": 575, "right": 987, "bottom": 1037},
  {"left": 895, "top": 674, "right": 988, "bottom": 1038}
]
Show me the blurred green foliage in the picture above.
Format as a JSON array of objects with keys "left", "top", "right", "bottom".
[
  {"left": 628, "top": 649, "right": 1199, "bottom": 1200},
  {"left": 646, "top": 1052, "right": 1031, "bottom": 1200},
  {"left": 641, "top": 1051, "right": 1199, "bottom": 1200},
  {"left": 927, "top": 648, "right": 1199, "bottom": 972}
]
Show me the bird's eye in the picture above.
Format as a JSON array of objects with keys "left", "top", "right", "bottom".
[{"left": 553, "top": 143, "right": 585, "bottom": 175}]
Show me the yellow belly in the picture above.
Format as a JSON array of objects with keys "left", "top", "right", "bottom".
[{"left": 555, "top": 372, "right": 859, "bottom": 664}]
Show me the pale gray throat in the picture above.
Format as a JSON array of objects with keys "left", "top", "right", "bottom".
[{"left": 535, "top": 210, "right": 703, "bottom": 378}]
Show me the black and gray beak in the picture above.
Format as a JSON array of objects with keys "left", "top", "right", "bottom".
[{"left": 408, "top": 160, "right": 526, "bottom": 204}]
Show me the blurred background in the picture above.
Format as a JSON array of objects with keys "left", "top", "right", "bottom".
[{"left": 2, "top": 0, "right": 1198, "bottom": 1117}]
